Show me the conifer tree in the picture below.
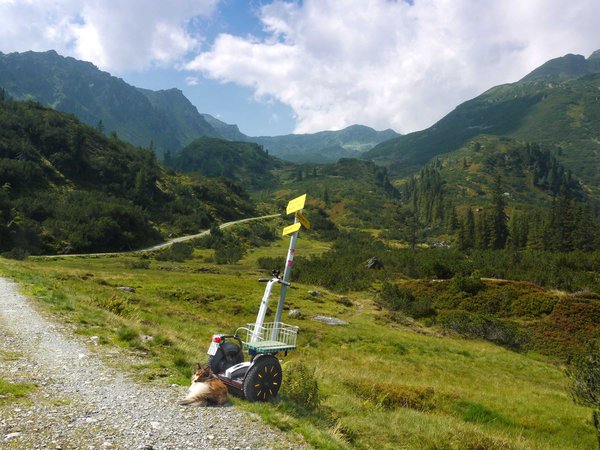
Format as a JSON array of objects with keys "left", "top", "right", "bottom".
[
  {"left": 490, "top": 176, "right": 509, "bottom": 249},
  {"left": 474, "top": 211, "right": 491, "bottom": 249}
]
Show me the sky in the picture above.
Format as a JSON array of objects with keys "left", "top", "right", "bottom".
[{"left": 0, "top": 0, "right": 599, "bottom": 137}]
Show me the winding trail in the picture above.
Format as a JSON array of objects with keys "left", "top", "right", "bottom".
[{"left": 35, "top": 213, "right": 281, "bottom": 258}]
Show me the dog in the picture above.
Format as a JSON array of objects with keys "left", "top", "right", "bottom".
[{"left": 179, "top": 365, "right": 228, "bottom": 406}]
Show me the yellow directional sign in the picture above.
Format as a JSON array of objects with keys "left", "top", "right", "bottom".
[
  {"left": 295, "top": 212, "right": 311, "bottom": 230},
  {"left": 282, "top": 222, "right": 301, "bottom": 236},
  {"left": 286, "top": 194, "right": 306, "bottom": 215}
]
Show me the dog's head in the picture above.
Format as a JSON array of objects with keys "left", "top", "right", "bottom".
[{"left": 191, "top": 364, "right": 214, "bottom": 383}]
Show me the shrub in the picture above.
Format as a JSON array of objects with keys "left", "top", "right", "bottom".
[
  {"left": 236, "top": 221, "right": 278, "bottom": 247},
  {"left": 452, "top": 275, "right": 485, "bottom": 295},
  {"left": 377, "top": 283, "right": 435, "bottom": 319},
  {"left": 282, "top": 361, "right": 320, "bottom": 410},
  {"left": 214, "top": 239, "right": 246, "bottom": 264},
  {"left": 123, "top": 259, "right": 150, "bottom": 269},
  {"left": 509, "top": 292, "right": 557, "bottom": 317},
  {"left": 377, "top": 283, "right": 414, "bottom": 312},
  {"left": 257, "top": 256, "right": 285, "bottom": 271},
  {"left": 430, "top": 261, "right": 454, "bottom": 279},
  {"left": 531, "top": 297, "right": 600, "bottom": 357},
  {"left": 437, "top": 310, "right": 529, "bottom": 351},
  {"left": 154, "top": 242, "right": 194, "bottom": 262},
  {"left": 566, "top": 341, "right": 600, "bottom": 448},
  {"left": 1, "top": 247, "right": 29, "bottom": 260}
]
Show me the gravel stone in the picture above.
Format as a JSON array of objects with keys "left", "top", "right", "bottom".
[{"left": 0, "top": 277, "right": 305, "bottom": 449}]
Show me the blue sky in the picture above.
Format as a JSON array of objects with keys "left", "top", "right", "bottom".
[{"left": 1, "top": 0, "right": 600, "bottom": 137}]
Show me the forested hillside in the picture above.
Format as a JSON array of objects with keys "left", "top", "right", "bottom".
[
  {"left": 366, "top": 51, "right": 600, "bottom": 197},
  {"left": 166, "top": 137, "right": 282, "bottom": 190},
  {"left": 0, "top": 95, "right": 254, "bottom": 255},
  {"left": 386, "top": 135, "right": 600, "bottom": 251},
  {"left": 0, "top": 50, "right": 220, "bottom": 156}
]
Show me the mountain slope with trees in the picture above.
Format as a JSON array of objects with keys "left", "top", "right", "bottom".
[
  {"left": 0, "top": 50, "right": 220, "bottom": 156},
  {"left": 166, "top": 137, "right": 282, "bottom": 190},
  {"left": 0, "top": 96, "right": 255, "bottom": 255},
  {"left": 388, "top": 135, "right": 600, "bottom": 252},
  {"left": 366, "top": 50, "right": 600, "bottom": 197}
]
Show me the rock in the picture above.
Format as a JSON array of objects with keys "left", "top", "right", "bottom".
[
  {"left": 141, "top": 335, "right": 154, "bottom": 342},
  {"left": 308, "top": 290, "right": 322, "bottom": 297},
  {"left": 4, "top": 432, "right": 21, "bottom": 441},
  {"left": 116, "top": 286, "right": 136, "bottom": 293},
  {"left": 312, "top": 315, "right": 349, "bottom": 326},
  {"left": 365, "top": 257, "right": 384, "bottom": 269},
  {"left": 288, "top": 309, "right": 302, "bottom": 319}
]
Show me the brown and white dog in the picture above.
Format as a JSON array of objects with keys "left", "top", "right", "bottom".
[{"left": 179, "top": 365, "right": 228, "bottom": 406}]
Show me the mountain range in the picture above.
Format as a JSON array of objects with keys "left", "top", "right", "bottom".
[
  {"left": 2, "top": 48, "right": 600, "bottom": 236},
  {"left": 0, "top": 50, "right": 397, "bottom": 162}
]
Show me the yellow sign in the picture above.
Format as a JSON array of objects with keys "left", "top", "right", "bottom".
[
  {"left": 286, "top": 194, "right": 306, "bottom": 215},
  {"left": 295, "top": 212, "right": 311, "bottom": 229},
  {"left": 282, "top": 222, "right": 301, "bottom": 236}
]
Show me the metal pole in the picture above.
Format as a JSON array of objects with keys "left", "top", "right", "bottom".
[
  {"left": 252, "top": 279, "right": 276, "bottom": 342},
  {"left": 272, "top": 214, "right": 299, "bottom": 337}
]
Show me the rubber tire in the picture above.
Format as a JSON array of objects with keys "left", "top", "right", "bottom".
[
  {"left": 243, "top": 355, "right": 282, "bottom": 402},
  {"left": 207, "top": 341, "right": 243, "bottom": 374}
]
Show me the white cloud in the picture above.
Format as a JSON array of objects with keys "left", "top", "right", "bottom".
[
  {"left": 187, "top": 0, "right": 600, "bottom": 134},
  {"left": 0, "top": 0, "right": 218, "bottom": 72},
  {"left": 185, "top": 76, "right": 199, "bottom": 86}
]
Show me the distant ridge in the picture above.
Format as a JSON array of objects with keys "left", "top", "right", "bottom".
[
  {"left": 364, "top": 49, "right": 600, "bottom": 196},
  {"left": 0, "top": 50, "right": 219, "bottom": 156},
  {"left": 0, "top": 50, "right": 400, "bottom": 163},
  {"left": 251, "top": 124, "right": 399, "bottom": 163},
  {"left": 520, "top": 51, "right": 600, "bottom": 82}
]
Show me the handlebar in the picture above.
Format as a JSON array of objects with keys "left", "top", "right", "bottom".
[{"left": 258, "top": 277, "right": 291, "bottom": 287}]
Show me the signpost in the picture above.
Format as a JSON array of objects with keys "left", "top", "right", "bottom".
[{"left": 272, "top": 194, "right": 310, "bottom": 336}]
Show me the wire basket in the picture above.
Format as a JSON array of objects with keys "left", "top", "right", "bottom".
[{"left": 238, "top": 322, "right": 299, "bottom": 354}]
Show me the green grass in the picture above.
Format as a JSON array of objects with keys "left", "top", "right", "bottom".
[
  {"left": 0, "top": 378, "right": 36, "bottom": 405},
  {"left": 0, "top": 236, "right": 595, "bottom": 449}
]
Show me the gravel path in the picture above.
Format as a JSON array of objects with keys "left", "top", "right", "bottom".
[
  {"left": 0, "top": 277, "right": 304, "bottom": 450},
  {"left": 36, "top": 214, "right": 281, "bottom": 258}
]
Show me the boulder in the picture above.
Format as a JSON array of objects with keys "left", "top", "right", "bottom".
[
  {"left": 288, "top": 309, "right": 302, "bottom": 319},
  {"left": 312, "top": 315, "right": 348, "bottom": 326},
  {"left": 116, "top": 286, "right": 136, "bottom": 293},
  {"left": 365, "top": 256, "right": 384, "bottom": 269}
]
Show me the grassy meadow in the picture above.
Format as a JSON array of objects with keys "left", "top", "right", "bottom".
[{"left": 0, "top": 232, "right": 595, "bottom": 449}]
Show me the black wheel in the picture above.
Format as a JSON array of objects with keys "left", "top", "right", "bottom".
[
  {"left": 207, "top": 341, "right": 243, "bottom": 374},
  {"left": 243, "top": 355, "right": 282, "bottom": 402}
]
